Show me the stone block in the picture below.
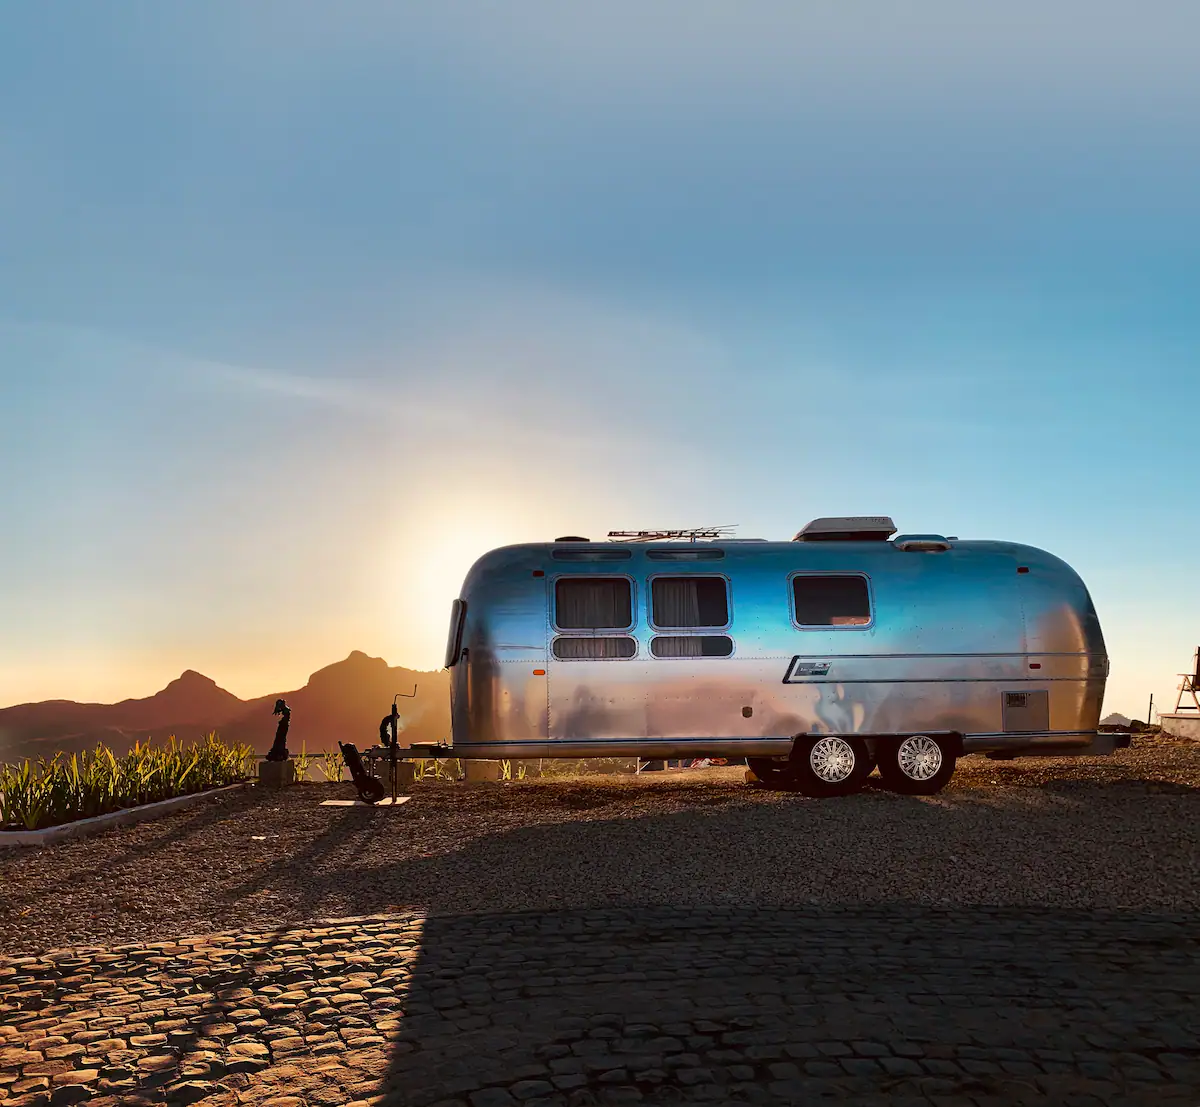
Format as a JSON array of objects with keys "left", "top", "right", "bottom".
[
  {"left": 464, "top": 760, "right": 503, "bottom": 782},
  {"left": 258, "top": 759, "right": 296, "bottom": 788}
]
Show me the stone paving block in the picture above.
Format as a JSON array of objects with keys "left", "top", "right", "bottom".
[{"left": 3, "top": 905, "right": 1199, "bottom": 1107}]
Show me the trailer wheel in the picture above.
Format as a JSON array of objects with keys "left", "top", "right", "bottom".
[
  {"left": 877, "top": 734, "right": 957, "bottom": 795},
  {"left": 789, "top": 736, "right": 872, "bottom": 797},
  {"left": 746, "top": 757, "right": 794, "bottom": 788}
]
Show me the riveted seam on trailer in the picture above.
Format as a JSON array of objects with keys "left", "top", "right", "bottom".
[
  {"left": 776, "top": 651, "right": 1091, "bottom": 659},
  {"left": 789, "top": 677, "right": 1090, "bottom": 684}
]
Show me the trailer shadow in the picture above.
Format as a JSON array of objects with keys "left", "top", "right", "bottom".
[
  {"left": 168, "top": 782, "right": 1196, "bottom": 1103},
  {"left": 369, "top": 901, "right": 1199, "bottom": 1107},
  {"left": 334, "top": 789, "right": 1200, "bottom": 1106}
]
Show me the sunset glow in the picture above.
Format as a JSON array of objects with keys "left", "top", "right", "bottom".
[{"left": 1, "top": 4, "right": 1197, "bottom": 719}]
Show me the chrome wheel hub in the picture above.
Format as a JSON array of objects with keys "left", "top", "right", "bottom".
[
  {"left": 897, "top": 735, "right": 943, "bottom": 781},
  {"left": 809, "top": 737, "right": 856, "bottom": 783}
]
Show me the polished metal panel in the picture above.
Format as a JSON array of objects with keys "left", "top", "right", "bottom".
[{"left": 445, "top": 537, "right": 1109, "bottom": 760}]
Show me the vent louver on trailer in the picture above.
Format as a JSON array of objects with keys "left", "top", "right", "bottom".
[
  {"left": 893, "top": 534, "right": 952, "bottom": 552},
  {"left": 793, "top": 517, "right": 897, "bottom": 542}
]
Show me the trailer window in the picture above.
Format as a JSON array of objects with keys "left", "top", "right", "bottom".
[
  {"left": 444, "top": 599, "right": 467, "bottom": 668},
  {"left": 555, "top": 577, "right": 633, "bottom": 630},
  {"left": 792, "top": 575, "right": 871, "bottom": 627},
  {"left": 651, "top": 635, "right": 733, "bottom": 658},
  {"left": 553, "top": 636, "right": 637, "bottom": 659},
  {"left": 651, "top": 576, "right": 729, "bottom": 628}
]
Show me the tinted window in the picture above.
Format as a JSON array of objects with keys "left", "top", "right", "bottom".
[
  {"left": 551, "top": 548, "right": 632, "bottom": 561},
  {"left": 651, "top": 577, "right": 728, "bottom": 628},
  {"left": 651, "top": 635, "right": 733, "bottom": 658},
  {"left": 444, "top": 599, "right": 467, "bottom": 668},
  {"left": 792, "top": 575, "right": 871, "bottom": 626},
  {"left": 555, "top": 578, "right": 633, "bottom": 629},
  {"left": 646, "top": 548, "right": 725, "bottom": 561},
  {"left": 553, "top": 637, "right": 637, "bottom": 659}
]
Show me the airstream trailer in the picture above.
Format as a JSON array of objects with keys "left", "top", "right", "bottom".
[{"left": 432, "top": 518, "right": 1117, "bottom": 796}]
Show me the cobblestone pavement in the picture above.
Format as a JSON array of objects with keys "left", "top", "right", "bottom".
[{"left": 2, "top": 906, "right": 1198, "bottom": 1107}]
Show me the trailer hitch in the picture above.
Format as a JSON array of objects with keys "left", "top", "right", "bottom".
[{"left": 340, "top": 687, "right": 419, "bottom": 804}]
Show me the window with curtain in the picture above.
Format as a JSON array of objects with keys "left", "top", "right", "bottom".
[
  {"left": 651, "top": 635, "right": 733, "bottom": 658},
  {"left": 554, "top": 577, "right": 633, "bottom": 630},
  {"left": 651, "top": 576, "right": 728, "bottom": 628},
  {"left": 553, "top": 636, "right": 637, "bottom": 659},
  {"left": 792, "top": 575, "right": 871, "bottom": 626}
]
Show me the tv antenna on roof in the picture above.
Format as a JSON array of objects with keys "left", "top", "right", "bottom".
[{"left": 607, "top": 526, "right": 737, "bottom": 544}]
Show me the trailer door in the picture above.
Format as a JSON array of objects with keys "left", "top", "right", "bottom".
[{"left": 547, "top": 573, "right": 647, "bottom": 740}]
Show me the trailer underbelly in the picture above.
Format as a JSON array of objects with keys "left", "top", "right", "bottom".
[{"left": 424, "top": 729, "right": 1112, "bottom": 761}]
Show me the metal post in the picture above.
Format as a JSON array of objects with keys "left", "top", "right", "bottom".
[{"left": 1147, "top": 693, "right": 1154, "bottom": 727}]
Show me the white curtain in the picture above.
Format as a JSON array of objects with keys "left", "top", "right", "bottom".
[
  {"left": 556, "top": 579, "right": 631, "bottom": 629},
  {"left": 652, "top": 578, "right": 702, "bottom": 627},
  {"left": 652, "top": 636, "right": 705, "bottom": 658},
  {"left": 554, "top": 637, "right": 635, "bottom": 659}
]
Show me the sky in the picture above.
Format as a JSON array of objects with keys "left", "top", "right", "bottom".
[{"left": 1, "top": 2, "right": 1197, "bottom": 719}]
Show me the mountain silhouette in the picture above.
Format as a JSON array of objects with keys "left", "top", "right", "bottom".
[
  {"left": 220, "top": 651, "right": 449, "bottom": 754},
  {"left": 0, "top": 652, "right": 449, "bottom": 764}
]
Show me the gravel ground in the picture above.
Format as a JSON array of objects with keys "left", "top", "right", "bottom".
[{"left": 2, "top": 741, "right": 1198, "bottom": 955}]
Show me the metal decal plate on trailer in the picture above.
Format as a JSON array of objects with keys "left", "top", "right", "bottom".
[{"left": 783, "top": 657, "right": 832, "bottom": 681}]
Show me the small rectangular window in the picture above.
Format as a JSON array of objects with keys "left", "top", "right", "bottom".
[
  {"left": 651, "top": 576, "right": 728, "bottom": 628},
  {"left": 443, "top": 599, "right": 467, "bottom": 668},
  {"left": 553, "top": 636, "right": 636, "bottom": 660},
  {"left": 555, "top": 577, "right": 633, "bottom": 630},
  {"left": 646, "top": 548, "right": 725, "bottom": 561},
  {"left": 551, "top": 548, "right": 632, "bottom": 561},
  {"left": 792, "top": 575, "right": 871, "bottom": 626},
  {"left": 651, "top": 635, "right": 733, "bottom": 658}
]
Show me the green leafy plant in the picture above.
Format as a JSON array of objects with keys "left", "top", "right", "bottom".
[
  {"left": 293, "top": 742, "right": 313, "bottom": 782},
  {"left": 413, "top": 757, "right": 460, "bottom": 781},
  {"left": 317, "top": 749, "right": 345, "bottom": 782},
  {"left": 0, "top": 733, "right": 255, "bottom": 831},
  {"left": 499, "top": 759, "right": 528, "bottom": 781}
]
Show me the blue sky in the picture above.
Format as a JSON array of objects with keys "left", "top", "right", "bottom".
[{"left": 1, "top": 2, "right": 1197, "bottom": 716}]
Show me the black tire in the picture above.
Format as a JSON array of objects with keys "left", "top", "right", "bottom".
[
  {"left": 789, "top": 735, "right": 873, "bottom": 798},
  {"left": 356, "top": 776, "right": 386, "bottom": 804},
  {"left": 877, "top": 734, "right": 957, "bottom": 795},
  {"left": 746, "top": 757, "right": 795, "bottom": 789}
]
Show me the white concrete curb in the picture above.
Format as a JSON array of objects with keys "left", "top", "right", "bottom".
[{"left": 0, "top": 781, "right": 253, "bottom": 848}]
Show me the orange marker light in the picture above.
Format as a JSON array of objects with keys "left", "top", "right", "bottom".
[{"left": 533, "top": 669, "right": 546, "bottom": 676}]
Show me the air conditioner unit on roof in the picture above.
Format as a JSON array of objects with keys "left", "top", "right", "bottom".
[{"left": 793, "top": 516, "right": 897, "bottom": 542}]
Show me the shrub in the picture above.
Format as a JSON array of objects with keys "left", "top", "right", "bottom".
[{"left": 0, "top": 733, "right": 255, "bottom": 831}]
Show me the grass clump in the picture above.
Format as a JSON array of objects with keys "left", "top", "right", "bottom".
[{"left": 0, "top": 732, "right": 255, "bottom": 831}]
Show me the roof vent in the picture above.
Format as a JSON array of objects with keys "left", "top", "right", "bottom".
[
  {"left": 793, "top": 516, "right": 897, "bottom": 542},
  {"left": 894, "top": 534, "right": 952, "bottom": 552},
  {"left": 554, "top": 536, "right": 590, "bottom": 542}
]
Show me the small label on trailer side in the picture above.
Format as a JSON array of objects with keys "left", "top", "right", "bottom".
[{"left": 783, "top": 657, "right": 832, "bottom": 681}]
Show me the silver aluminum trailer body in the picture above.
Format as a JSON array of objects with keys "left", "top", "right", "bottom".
[{"left": 442, "top": 535, "right": 1111, "bottom": 774}]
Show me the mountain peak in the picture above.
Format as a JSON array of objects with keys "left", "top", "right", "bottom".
[
  {"left": 149, "top": 670, "right": 244, "bottom": 722},
  {"left": 170, "top": 669, "right": 219, "bottom": 688},
  {"left": 307, "top": 650, "right": 390, "bottom": 687}
]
